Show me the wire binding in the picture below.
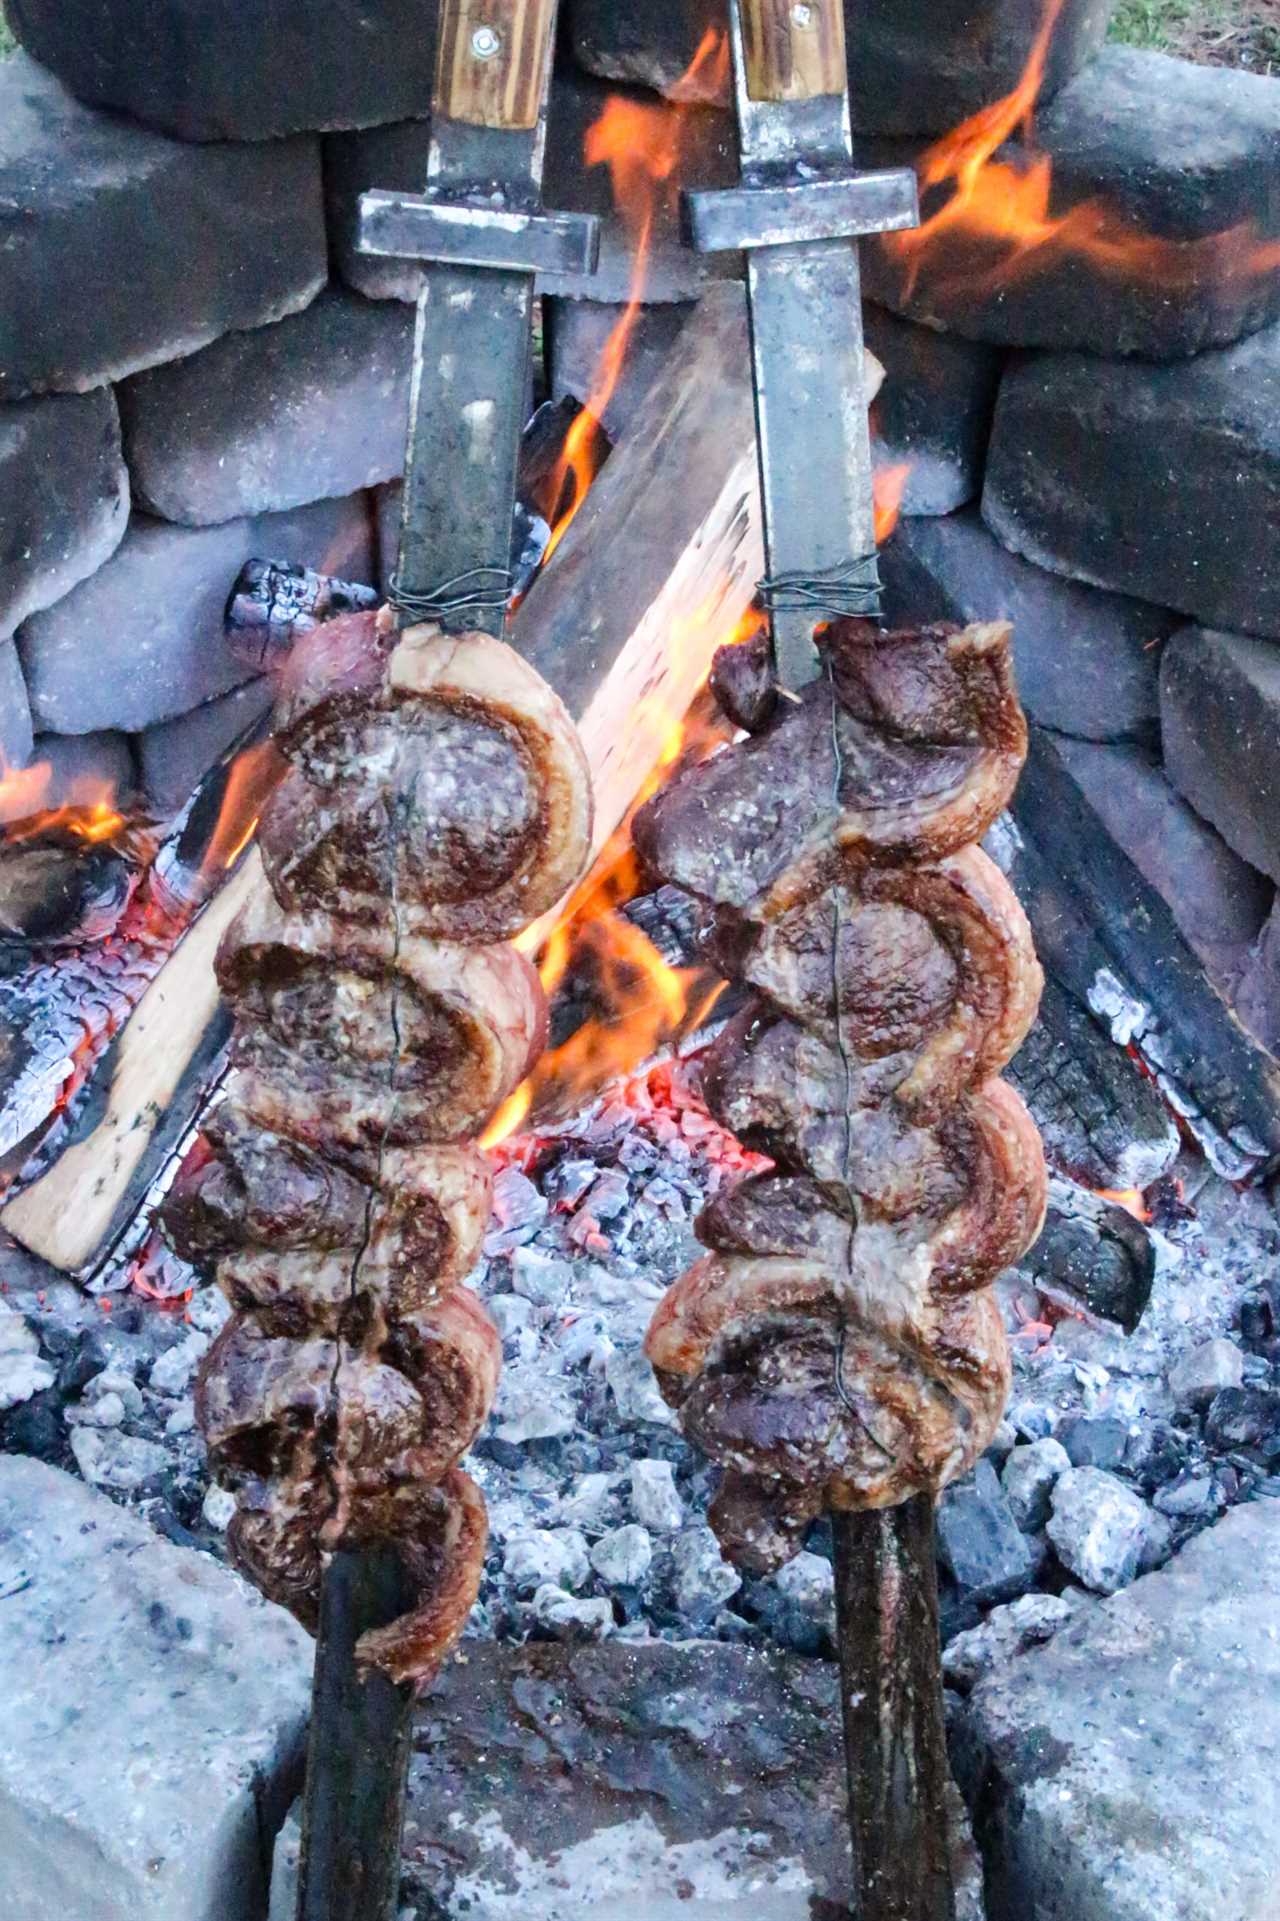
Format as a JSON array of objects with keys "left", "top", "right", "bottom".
[
  {"left": 388, "top": 565, "right": 513, "bottom": 623},
  {"left": 757, "top": 553, "right": 882, "bottom": 620}
]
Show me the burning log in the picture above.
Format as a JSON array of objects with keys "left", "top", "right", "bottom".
[
  {"left": 166, "top": 609, "right": 592, "bottom": 1695},
  {"left": 637, "top": 617, "right": 1046, "bottom": 1556},
  {"left": 1004, "top": 973, "right": 1179, "bottom": 1193},
  {"left": 225, "top": 559, "right": 380, "bottom": 673},
  {"left": 1007, "top": 730, "right": 1280, "bottom": 1180}
]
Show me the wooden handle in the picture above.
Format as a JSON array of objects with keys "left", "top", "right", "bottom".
[
  {"left": 434, "top": 0, "right": 558, "bottom": 130},
  {"left": 739, "top": 0, "right": 847, "bottom": 102}
]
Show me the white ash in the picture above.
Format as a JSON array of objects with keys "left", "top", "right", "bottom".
[{"left": 2, "top": 1023, "right": 1278, "bottom": 1661}]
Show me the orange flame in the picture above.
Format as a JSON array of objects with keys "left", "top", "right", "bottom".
[
  {"left": 884, "top": 0, "right": 1280, "bottom": 300},
  {"left": 196, "top": 741, "right": 284, "bottom": 884},
  {"left": 0, "top": 757, "right": 128, "bottom": 847},
  {"left": 541, "top": 27, "right": 730, "bottom": 565},
  {"left": 480, "top": 604, "right": 758, "bottom": 1150},
  {"left": 1096, "top": 1186, "right": 1154, "bottom": 1224},
  {"left": 873, "top": 463, "right": 911, "bottom": 545}
]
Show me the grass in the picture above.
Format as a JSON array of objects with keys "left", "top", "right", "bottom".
[{"left": 1110, "top": 0, "right": 1280, "bottom": 74}]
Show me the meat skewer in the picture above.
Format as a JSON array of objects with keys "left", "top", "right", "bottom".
[
  {"left": 163, "top": 611, "right": 591, "bottom": 1690},
  {"left": 636, "top": 614, "right": 1045, "bottom": 1903}
]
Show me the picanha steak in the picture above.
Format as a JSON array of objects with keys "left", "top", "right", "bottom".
[
  {"left": 163, "top": 609, "right": 592, "bottom": 1684},
  {"left": 637, "top": 619, "right": 1046, "bottom": 1571}
]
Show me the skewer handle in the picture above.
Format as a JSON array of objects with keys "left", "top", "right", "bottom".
[
  {"left": 738, "top": 0, "right": 847, "bottom": 102},
  {"left": 435, "top": 0, "right": 559, "bottom": 128}
]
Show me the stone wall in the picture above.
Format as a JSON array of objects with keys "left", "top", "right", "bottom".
[{"left": 1, "top": 0, "right": 1278, "bottom": 1053}]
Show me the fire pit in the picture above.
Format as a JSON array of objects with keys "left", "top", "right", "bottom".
[{"left": 1, "top": 2, "right": 1279, "bottom": 1919}]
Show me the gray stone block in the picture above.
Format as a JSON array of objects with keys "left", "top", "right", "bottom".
[
  {"left": 0, "top": 1455, "right": 310, "bottom": 1921},
  {"left": 19, "top": 493, "right": 374, "bottom": 734},
  {"left": 120, "top": 291, "right": 414, "bottom": 527},
  {"left": 0, "top": 642, "right": 33, "bottom": 768},
  {"left": 1160, "top": 626, "right": 1280, "bottom": 885},
  {"left": 1050, "top": 733, "right": 1273, "bottom": 992},
  {"left": 865, "top": 307, "right": 1002, "bottom": 516},
  {"left": 568, "top": 0, "right": 1111, "bottom": 135},
  {"left": 0, "top": 387, "right": 127, "bottom": 635},
  {"left": 4, "top": 0, "right": 441, "bottom": 142},
  {"left": 961, "top": 1501, "right": 1280, "bottom": 1920},
  {"left": 273, "top": 1639, "right": 986, "bottom": 1918},
  {"left": 982, "top": 331, "right": 1280, "bottom": 637},
  {"left": 862, "top": 49, "right": 1280, "bottom": 359},
  {"left": 0, "top": 54, "right": 326, "bottom": 401},
  {"left": 879, "top": 508, "right": 1169, "bottom": 740},
  {"left": 136, "top": 678, "right": 274, "bottom": 815},
  {"left": 328, "top": 69, "right": 739, "bottom": 306},
  {"left": 1235, "top": 901, "right": 1280, "bottom": 1055}
]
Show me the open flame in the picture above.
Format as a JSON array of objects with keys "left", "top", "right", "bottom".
[
  {"left": 884, "top": 0, "right": 1280, "bottom": 300},
  {"left": 0, "top": 758, "right": 129, "bottom": 848},
  {"left": 541, "top": 27, "right": 731, "bottom": 564},
  {"left": 1095, "top": 1186, "right": 1155, "bottom": 1224},
  {"left": 481, "top": 606, "right": 761, "bottom": 1150}
]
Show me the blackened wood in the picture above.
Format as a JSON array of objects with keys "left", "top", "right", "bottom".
[
  {"left": 832, "top": 1501, "right": 956, "bottom": 1921},
  {"left": 1008, "top": 730, "right": 1280, "bottom": 1172},
  {"left": 296, "top": 1547, "right": 417, "bottom": 1921},
  {"left": 1005, "top": 975, "right": 1178, "bottom": 1193},
  {"left": 225, "top": 559, "right": 378, "bottom": 672}
]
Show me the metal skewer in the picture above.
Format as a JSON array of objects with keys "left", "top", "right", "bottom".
[
  {"left": 685, "top": 6, "right": 949, "bottom": 1916},
  {"left": 295, "top": 5, "right": 597, "bottom": 1915}
]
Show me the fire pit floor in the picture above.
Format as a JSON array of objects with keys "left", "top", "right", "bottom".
[{"left": 2, "top": 1041, "right": 1276, "bottom": 1662}]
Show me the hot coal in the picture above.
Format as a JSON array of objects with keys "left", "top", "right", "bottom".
[
  {"left": 0, "top": 825, "right": 140, "bottom": 950},
  {"left": 225, "top": 559, "right": 380, "bottom": 673}
]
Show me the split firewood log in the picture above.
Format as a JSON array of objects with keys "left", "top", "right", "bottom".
[
  {"left": 639, "top": 618, "right": 1045, "bottom": 1573},
  {"left": 164, "top": 612, "right": 592, "bottom": 1686}
]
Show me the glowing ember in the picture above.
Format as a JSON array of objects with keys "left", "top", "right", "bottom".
[
  {"left": 542, "top": 27, "right": 730, "bottom": 564},
  {"left": 1096, "top": 1186, "right": 1154, "bottom": 1224},
  {"left": 873, "top": 463, "right": 912, "bottom": 545},
  {"left": 883, "top": 0, "right": 1280, "bottom": 300}
]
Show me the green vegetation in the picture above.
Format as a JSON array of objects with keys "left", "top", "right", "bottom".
[
  {"left": 1110, "top": 0, "right": 1280, "bottom": 74},
  {"left": 0, "top": 17, "right": 16, "bottom": 58}
]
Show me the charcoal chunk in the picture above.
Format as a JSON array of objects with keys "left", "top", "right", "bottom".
[
  {"left": 0, "top": 56, "right": 325, "bottom": 401},
  {"left": 936, "top": 1460, "right": 1040, "bottom": 1616},
  {"left": 1205, "top": 1388, "right": 1280, "bottom": 1462}
]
